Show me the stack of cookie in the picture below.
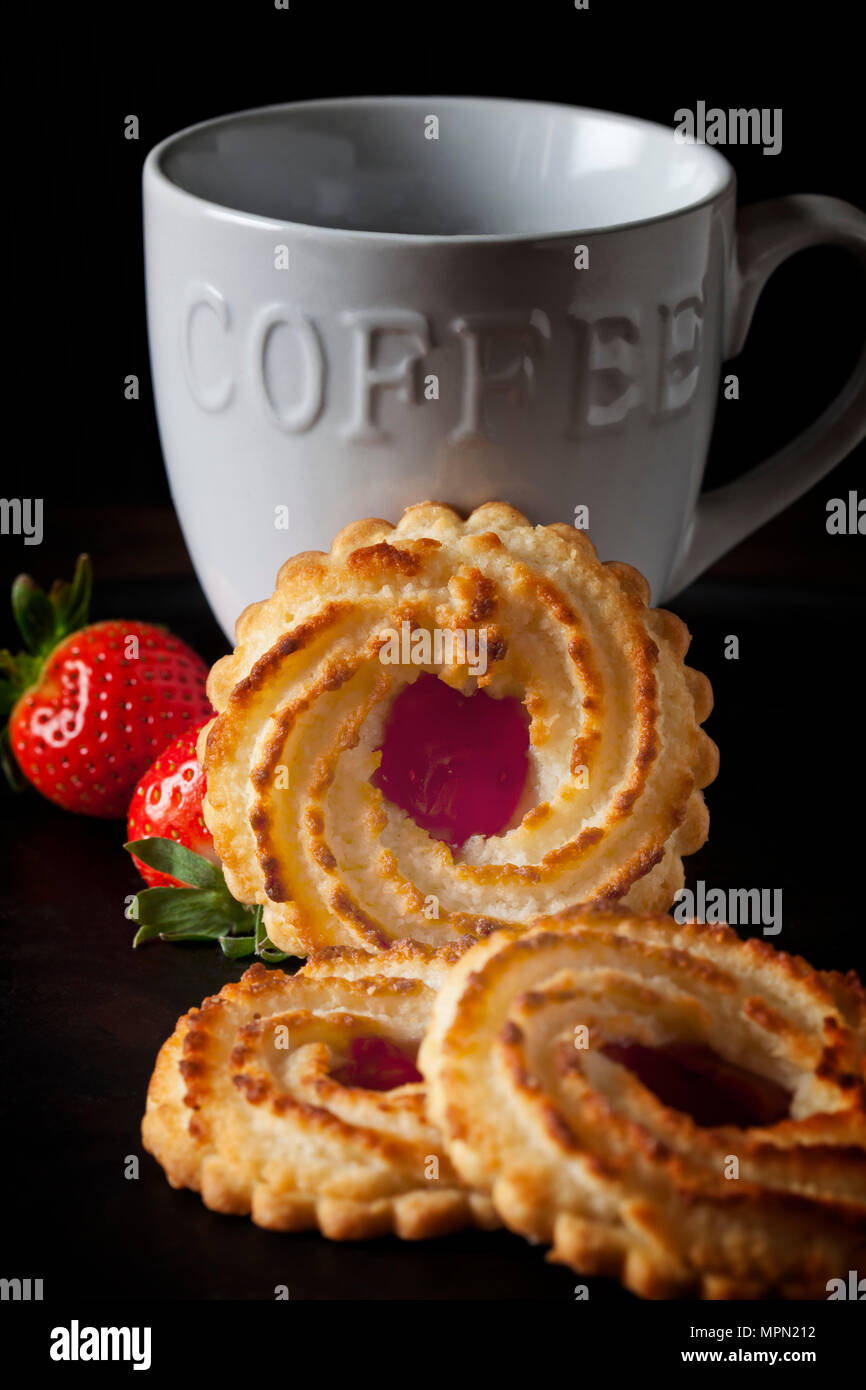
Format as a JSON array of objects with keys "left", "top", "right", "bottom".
[{"left": 144, "top": 505, "right": 866, "bottom": 1299}]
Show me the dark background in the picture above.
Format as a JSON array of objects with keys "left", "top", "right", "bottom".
[{"left": 2, "top": 0, "right": 864, "bottom": 1309}]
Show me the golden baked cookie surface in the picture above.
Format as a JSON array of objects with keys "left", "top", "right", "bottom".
[
  {"left": 142, "top": 943, "right": 496, "bottom": 1239},
  {"left": 418, "top": 907, "right": 866, "bottom": 1299},
  {"left": 202, "top": 502, "right": 717, "bottom": 955}
]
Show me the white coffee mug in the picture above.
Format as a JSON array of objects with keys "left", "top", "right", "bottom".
[{"left": 143, "top": 97, "right": 866, "bottom": 637}]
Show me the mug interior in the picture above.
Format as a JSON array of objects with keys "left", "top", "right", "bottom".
[{"left": 155, "top": 97, "right": 731, "bottom": 237}]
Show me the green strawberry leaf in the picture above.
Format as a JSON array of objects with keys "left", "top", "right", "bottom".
[
  {"left": 258, "top": 942, "right": 290, "bottom": 962},
  {"left": 254, "top": 904, "right": 289, "bottom": 962},
  {"left": 219, "top": 935, "right": 258, "bottom": 958},
  {"left": 127, "top": 844, "right": 290, "bottom": 961},
  {"left": 219, "top": 911, "right": 288, "bottom": 961},
  {"left": 130, "top": 885, "right": 249, "bottom": 945},
  {"left": 125, "top": 837, "right": 225, "bottom": 890},
  {"left": 11, "top": 576, "right": 55, "bottom": 657},
  {"left": 51, "top": 554, "right": 92, "bottom": 636}
]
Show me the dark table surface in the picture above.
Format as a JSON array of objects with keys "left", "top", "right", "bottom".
[{"left": 2, "top": 537, "right": 865, "bottom": 1301}]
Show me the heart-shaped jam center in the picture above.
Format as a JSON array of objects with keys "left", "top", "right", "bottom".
[
  {"left": 373, "top": 673, "right": 530, "bottom": 849},
  {"left": 601, "top": 1040, "right": 791, "bottom": 1128},
  {"left": 331, "top": 1036, "right": 423, "bottom": 1091}
]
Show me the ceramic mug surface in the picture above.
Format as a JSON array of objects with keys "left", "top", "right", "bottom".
[{"left": 143, "top": 97, "right": 866, "bottom": 636}]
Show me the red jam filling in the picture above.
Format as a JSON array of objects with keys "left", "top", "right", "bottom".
[
  {"left": 332, "top": 1036, "right": 423, "bottom": 1091},
  {"left": 373, "top": 673, "right": 530, "bottom": 849},
  {"left": 601, "top": 1040, "right": 791, "bottom": 1128}
]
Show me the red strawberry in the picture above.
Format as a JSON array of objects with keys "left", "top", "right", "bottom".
[
  {"left": 127, "top": 724, "right": 218, "bottom": 886},
  {"left": 1, "top": 555, "right": 212, "bottom": 817}
]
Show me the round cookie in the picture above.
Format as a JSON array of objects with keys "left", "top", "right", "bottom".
[
  {"left": 201, "top": 502, "right": 718, "bottom": 955},
  {"left": 418, "top": 907, "right": 866, "bottom": 1299},
  {"left": 143, "top": 942, "right": 496, "bottom": 1239}
]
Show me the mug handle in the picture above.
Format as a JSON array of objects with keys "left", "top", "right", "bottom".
[{"left": 667, "top": 194, "right": 866, "bottom": 595}]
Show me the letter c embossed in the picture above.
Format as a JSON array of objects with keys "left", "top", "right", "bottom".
[{"left": 181, "top": 284, "right": 235, "bottom": 413}]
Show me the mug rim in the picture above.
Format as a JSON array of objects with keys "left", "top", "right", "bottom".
[{"left": 143, "top": 94, "right": 736, "bottom": 243}]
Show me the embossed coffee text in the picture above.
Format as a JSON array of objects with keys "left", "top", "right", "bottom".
[{"left": 181, "top": 291, "right": 706, "bottom": 438}]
